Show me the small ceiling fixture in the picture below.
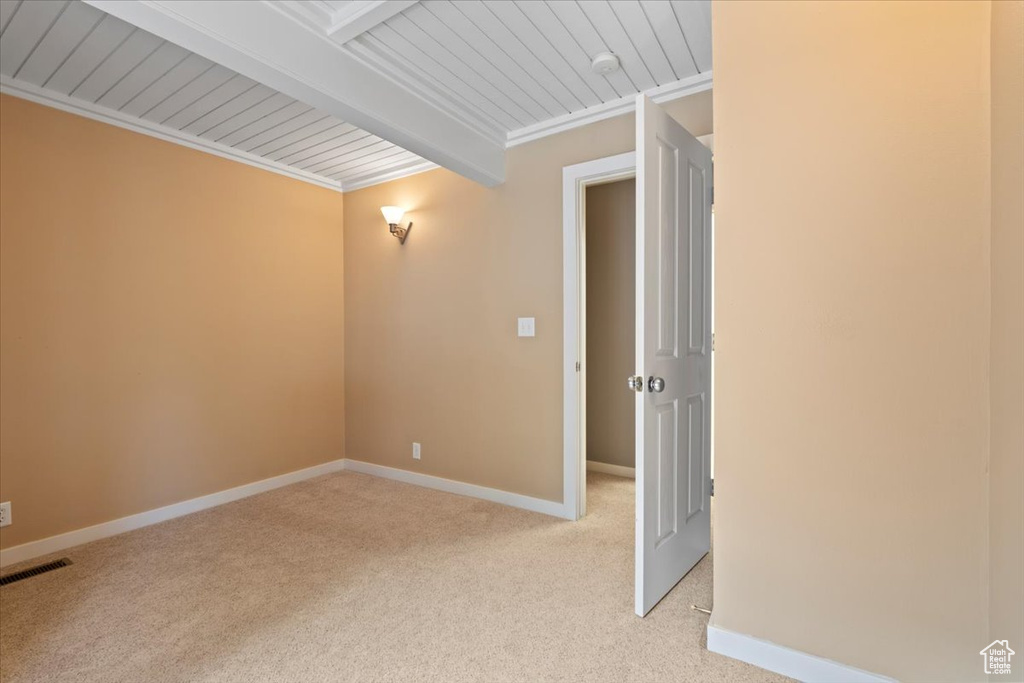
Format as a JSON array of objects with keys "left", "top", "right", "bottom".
[
  {"left": 381, "top": 206, "right": 412, "bottom": 244},
  {"left": 591, "top": 52, "right": 620, "bottom": 75}
]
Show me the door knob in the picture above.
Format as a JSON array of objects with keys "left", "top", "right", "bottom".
[
  {"left": 627, "top": 375, "right": 644, "bottom": 392},
  {"left": 648, "top": 376, "right": 665, "bottom": 393}
]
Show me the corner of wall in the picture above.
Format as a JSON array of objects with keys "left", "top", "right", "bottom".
[{"left": 988, "top": 0, "right": 1024, "bottom": 653}]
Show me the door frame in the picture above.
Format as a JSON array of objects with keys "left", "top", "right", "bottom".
[{"left": 562, "top": 151, "right": 636, "bottom": 521}]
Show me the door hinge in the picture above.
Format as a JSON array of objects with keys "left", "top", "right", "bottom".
[
  {"left": 575, "top": 361, "right": 581, "bottom": 372},
  {"left": 710, "top": 478, "right": 715, "bottom": 497},
  {"left": 712, "top": 332, "right": 715, "bottom": 351}
]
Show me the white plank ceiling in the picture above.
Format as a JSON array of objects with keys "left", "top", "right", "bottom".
[
  {"left": 341, "top": 0, "right": 711, "bottom": 145},
  {"left": 0, "top": 0, "right": 434, "bottom": 191},
  {"left": 0, "top": 0, "right": 712, "bottom": 190}
]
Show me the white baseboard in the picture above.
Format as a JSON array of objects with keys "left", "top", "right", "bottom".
[
  {"left": 0, "top": 459, "right": 345, "bottom": 568},
  {"left": 707, "top": 618, "right": 896, "bottom": 683},
  {"left": 1, "top": 457, "right": 572, "bottom": 569},
  {"left": 343, "top": 459, "right": 572, "bottom": 520},
  {"left": 586, "top": 460, "right": 636, "bottom": 479}
]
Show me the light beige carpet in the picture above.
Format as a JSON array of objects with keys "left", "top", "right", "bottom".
[{"left": 0, "top": 471, "right": 788, "bottom": 683}]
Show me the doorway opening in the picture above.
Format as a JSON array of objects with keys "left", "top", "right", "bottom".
[
  {"left": 561, "top": 152, "right": 636, "bottom": 521},
  {"left": 583, "top": 177, "right": 637, "bottom": 508},
  {"left": 568, "top": 173, "right": 715, "bottom": 519}
]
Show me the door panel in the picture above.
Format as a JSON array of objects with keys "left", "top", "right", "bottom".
[
  {"left": 656, "top": 400, "right": 678, "bottom": 546},
  {"left": 688, "top": 162, "right": 707, "bottom": 353},
  {"left": 635, "top": 95, "right": 713, "bottom": 617},
  {"left": 687, "top": 393, "right": 705, "bottom": 520},
  {"left": 657, "top": 138, "right": 679, "bottom": 359}
]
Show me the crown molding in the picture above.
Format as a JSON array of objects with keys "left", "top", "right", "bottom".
[
  {"left": 341, "top": 158, "right": 439, "bottom": 192},
  {"left": 506, "top": 71, "right": 713, "bottom": 148},
  {"left": 1, "top": 75, "right": 439, "bottom": 194},
  {"left": 2, "top": 65, "right": 710, "bottom": 194},
  {"left": 0, "top": 77, "right": 344, "bottom": 193}
]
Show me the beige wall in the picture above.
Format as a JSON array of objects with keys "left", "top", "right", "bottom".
[
  {"left": 712, "top": 2, "right": 992, "bottom": 681},
  {"left": 585, "top": 179, "right": 636, "bottom": 469},
  {"left": 0, "top": 95, "right": 346, "bottom": 550},
  {"left": 989, "top": 0, "right": 1024, "bottom": 652},
  {"left": 343, "top": 93, "right": 710, "bottom": 502}
]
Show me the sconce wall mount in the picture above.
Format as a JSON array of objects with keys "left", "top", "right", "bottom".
[{"left": 381, "top": 206, "right": 412, "bottom": 244}]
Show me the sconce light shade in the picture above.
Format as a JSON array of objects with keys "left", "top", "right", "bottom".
[
  {"left": 381, "top": 206, "right": 405, "bottom": 225},
  {"left": 380, "top": 205, "right": 412, "bottom": 244}
]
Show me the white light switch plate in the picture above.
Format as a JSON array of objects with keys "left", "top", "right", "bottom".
[{"left": 518, "top": 317, "right": 535, "bottom": 337}]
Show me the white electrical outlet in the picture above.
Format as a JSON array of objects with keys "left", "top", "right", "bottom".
[
  {"left": 412, "top": 442, "right": 421, "bottom": 460},
  {"left": 517, "top": 317, "right": 535, "bottom": 337},
  {"left": 0, "top": 501, "right": 10, "bottom": 528}
]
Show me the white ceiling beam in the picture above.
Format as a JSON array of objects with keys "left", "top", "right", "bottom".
[
  {"left": 84, "top": 0, "right": 505, "bottom": 186},
  {"left": 326, "top": 1, "right": 419, "bottom": 44}
]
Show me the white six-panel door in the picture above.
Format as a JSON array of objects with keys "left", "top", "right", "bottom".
[{"left": 635, "top": 95, "right": 713, "bottom": 617}]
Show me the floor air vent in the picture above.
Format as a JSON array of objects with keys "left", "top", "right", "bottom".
[{"left": 0, "top": 558, "right": 72, "bottom": 586}]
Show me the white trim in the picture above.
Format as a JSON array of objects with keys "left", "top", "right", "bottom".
[
  {"left": 0, "top": 77, "right": 439, "bottom": 194},
  {"left": 341, "top": 158, "right": 439, "bottom": 191},
  {"left": 343, "top": 459, "right": 571, "bottom": 520},
  {"left": 563, "top": 152, "right": 637, "bottom": 521},
  {"left": 0, "top": 459, "right": 346, "bottom": 568},
  {"left": 586, "top": 461, "right": 636, "bottom": 479},
  {"left": 324, "top": 1, "right": 419, "bottom": 43},
  {"left": 706, "top": 620, "right": 897, "bottom": 683},
  {"left": 271, "top": 1, "right": 418, "bottom": 43},
  {"left": 509, "top": 72, "right": 712, "bottom": 148},
  {"left": 341, "top": 38, "right": 507, "bottom": 148},
  {"left": 0, "top": 77, "right": 344, "bottom": 193},
  {"left": 271, "top": 0, "right": 335, "bottom": 32},
  {"left": 3, "top": 69, "right": 707, "bottom": 194},
  {"left": 0, "top": 457, "right": 569, "bottom": 570}
]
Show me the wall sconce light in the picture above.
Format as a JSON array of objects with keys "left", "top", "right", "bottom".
[{"left": 381, "top": 206, "right": 412, "bottom": 244}]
